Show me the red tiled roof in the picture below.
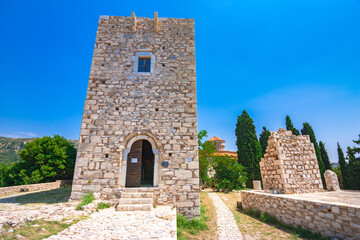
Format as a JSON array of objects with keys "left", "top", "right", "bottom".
[
  {"left": 214, "top": 150, "right": 237, "bottom": 158},
  {"left": 209, "top": 136, "right": 223, "bottom": 141}
]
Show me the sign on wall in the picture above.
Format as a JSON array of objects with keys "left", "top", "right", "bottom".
[
  {"left": 161, "top": 160, "right": 169, "bottom": 168},
  {"left": 131, "top": 158, "right": 138, "bottom": 163}
]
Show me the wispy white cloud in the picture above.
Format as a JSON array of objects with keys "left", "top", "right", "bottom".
[{"left": 0, "top": 132, "right": 37, "bottom": 138}]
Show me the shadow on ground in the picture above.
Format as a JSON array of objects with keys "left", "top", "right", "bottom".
[{"left": 0, "top": 187, "right": 71, "bottom": 205}]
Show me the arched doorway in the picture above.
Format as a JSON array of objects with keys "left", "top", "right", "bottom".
[{"left": 125, "top": 139, "right": 155, "bottom": 187}]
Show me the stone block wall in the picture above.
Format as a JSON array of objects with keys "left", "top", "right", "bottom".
[
  {"left": 70, "top": 14, "right": 200, "bottom": 217},
  {"left": 260, "top": 128, "right": 323, "bottom": 194},
  {"left": 0, "top": 180, "right": 72, "bottom": 197},
  {"left": 242, "top": 191, "right": 360, "bottom": 240}
]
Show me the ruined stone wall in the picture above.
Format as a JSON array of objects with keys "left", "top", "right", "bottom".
[
  {"left": 242, "top": 191, "right": 360, "bottom": 240},
  {"left": 0, "top": 180, "right": 72, "bottom": 197},
  {"left": 71, "top": 15, "right": 200, "bottom": 217},
  {"left": 260, "top": 128, "right": 323, "bottom": 194}
]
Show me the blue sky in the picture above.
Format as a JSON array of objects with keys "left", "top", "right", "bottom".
[{"left": 0, "top": 0, "right": 359, "bottom": 162}]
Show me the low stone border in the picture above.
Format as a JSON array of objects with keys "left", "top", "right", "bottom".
[
  {"left": 0, "top": 180, "right": 72, "bottom": 197},
  {"left": 241, "top": 190, "right": 360, "bottom": 240}
]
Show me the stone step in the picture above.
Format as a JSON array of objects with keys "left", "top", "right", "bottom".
[
  {"left": 118, "top": 198, "right": 153, "bottom": 205},
  {"left": 121, "top": 192, "right": 153, "bottom": 198},
  {"left": 116, "top": 204, "right": 152, "bottom": 211},
  {"left": 123, "top": 188, "right": 155, "bottom": 192}
]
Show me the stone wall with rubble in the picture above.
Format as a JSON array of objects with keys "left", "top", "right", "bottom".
[
  {"left": 241, "top": 191, "right": 360, "bottom": 239},
  {"left": 0, "top": 180, "right": 72, "bottom": 197},
  {"left": 260, "top": 128, "right": 323, "bottom": 194},
  {"left": 70, "top": 15, "right": 200, "bottom": 217}
]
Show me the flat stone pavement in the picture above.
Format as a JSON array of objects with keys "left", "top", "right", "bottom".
[
  {"left": 280, "top": 191, "right": 360, "bottom": 207},
  {"left": 46, "top": 206, "right": 177, "bottom": 240},
  {"left": 208, "top": 192, "right": 243, "bottom": 240}
]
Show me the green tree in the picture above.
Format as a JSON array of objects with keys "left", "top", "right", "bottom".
[
  {"left": 259, "top": 127, "right": 271, "bottom": 156},
  {"left": 319, "top": 141, "right": 332, "bottom": 170},
  {"left": 301, "top": 122, "right": 326, "bottom": 188},
  {"left": 212, "top": 155, "right": 247, "bottom": 192},
  {"left": 0, "top": 162, "right": 12, "bottom": 187},
  {"left": 332, "top": 165, "right": 343, "bottom": 188},
  {"left": 235, "top": 110, "right": 262, "bottom": 188},
  {"left": 6, "top": 135, "right": 76, "bottom": 186},
  {"left": 346, "top": 134, "right": 360, "bottom": 190},
  {"left": 285, "top": 115, "right": 300, "bottom": 135},
  {"left": 337, "top": 142, "right": 349, "bottom": 189},
  {"left": 198, "top": 130, "right": 216, "bottom": 187}
]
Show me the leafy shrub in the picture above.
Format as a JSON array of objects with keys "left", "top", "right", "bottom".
[
  {"left": 76, "top": 192, "right": 94, "bottom": 210},
  {"left": 212, "top": 155, "right": 247, "bottom": 192},
  {"left": 4, "top": 135, "right": 76, "bottom": 186},
  {"left": 0, "top": 162, "right": 12, "bottom": 187},
  {"left": 198, "top": 130, "right": 216, "bottom": 187},
  {"left": 97, "top": 202, "right": 111, "bottom": 210}
]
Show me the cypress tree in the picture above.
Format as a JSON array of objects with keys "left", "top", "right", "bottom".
[
  {"left": 235, "top": 110, "right": 262, "bottom": 188},
  {"left": 319, "top": 141, "right": 332, "bottom": 170},
  {"left": 337, "top": 142, "right": 348, "bottom": 189},
  {"left": 285, "top": 115, "right": 300, "bottom": 136},
  {"left": 346, "top": 134, "right": 360, "bottom": 190},
  {"left": 259, "top": 127, "right": 271, "bottom": 157},
  {"left": 301, "top": 122, "right": 326, "bottom": 188}
]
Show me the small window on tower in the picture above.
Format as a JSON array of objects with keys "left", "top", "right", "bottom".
[
  {"left": 133, "top": 52, "right": 154, "bottom": 74},
  {"left": 138, "top": 57, "right": 151, "bottom": 72}
]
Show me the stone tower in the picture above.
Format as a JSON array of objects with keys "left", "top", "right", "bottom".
[{"left": 71, "top": 13, "right": 200, "bottom": 217}]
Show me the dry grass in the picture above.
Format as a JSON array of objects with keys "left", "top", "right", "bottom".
[
  {"left": 180, "top": 191, "right": 218, "bottom": 240},
  {"left": 217, "top": 191, "right": 302, "bottom": 240}
]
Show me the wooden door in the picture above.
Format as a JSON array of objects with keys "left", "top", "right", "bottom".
[
  {"left": 126, "top": 140, "right": 143, "bottom": 187},
  {"left": 141, "top": 140, "right": 154, "bottom": 185}
]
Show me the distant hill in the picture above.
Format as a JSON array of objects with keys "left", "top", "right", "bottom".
[{"left": 0, "top": 136, "right": 78, "bottom": 163}]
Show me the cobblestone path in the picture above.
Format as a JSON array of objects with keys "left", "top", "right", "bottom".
[
  {"left": 46, "top": 206, "right": 177, "bottom": 240},
  {"left": 208, "top": 192, "right": 243, "bottom": 240}
]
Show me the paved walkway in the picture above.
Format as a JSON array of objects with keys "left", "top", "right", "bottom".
[
  {"left": 46, "top": 206, "right": 177, "bottom": 240},
  {"left": 208, "top": 192, "right": 243, "bottom": 240}
]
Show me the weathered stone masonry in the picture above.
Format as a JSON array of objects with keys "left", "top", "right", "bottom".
[
  {"left": 71, "top": 14, "right": 200, "bottom": 217},
  {"left": 260, "top": 128, "right": 323, "bottom": 194},
  {"left": 242, "top": 191, "right": 360, "bottom": 240}
]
